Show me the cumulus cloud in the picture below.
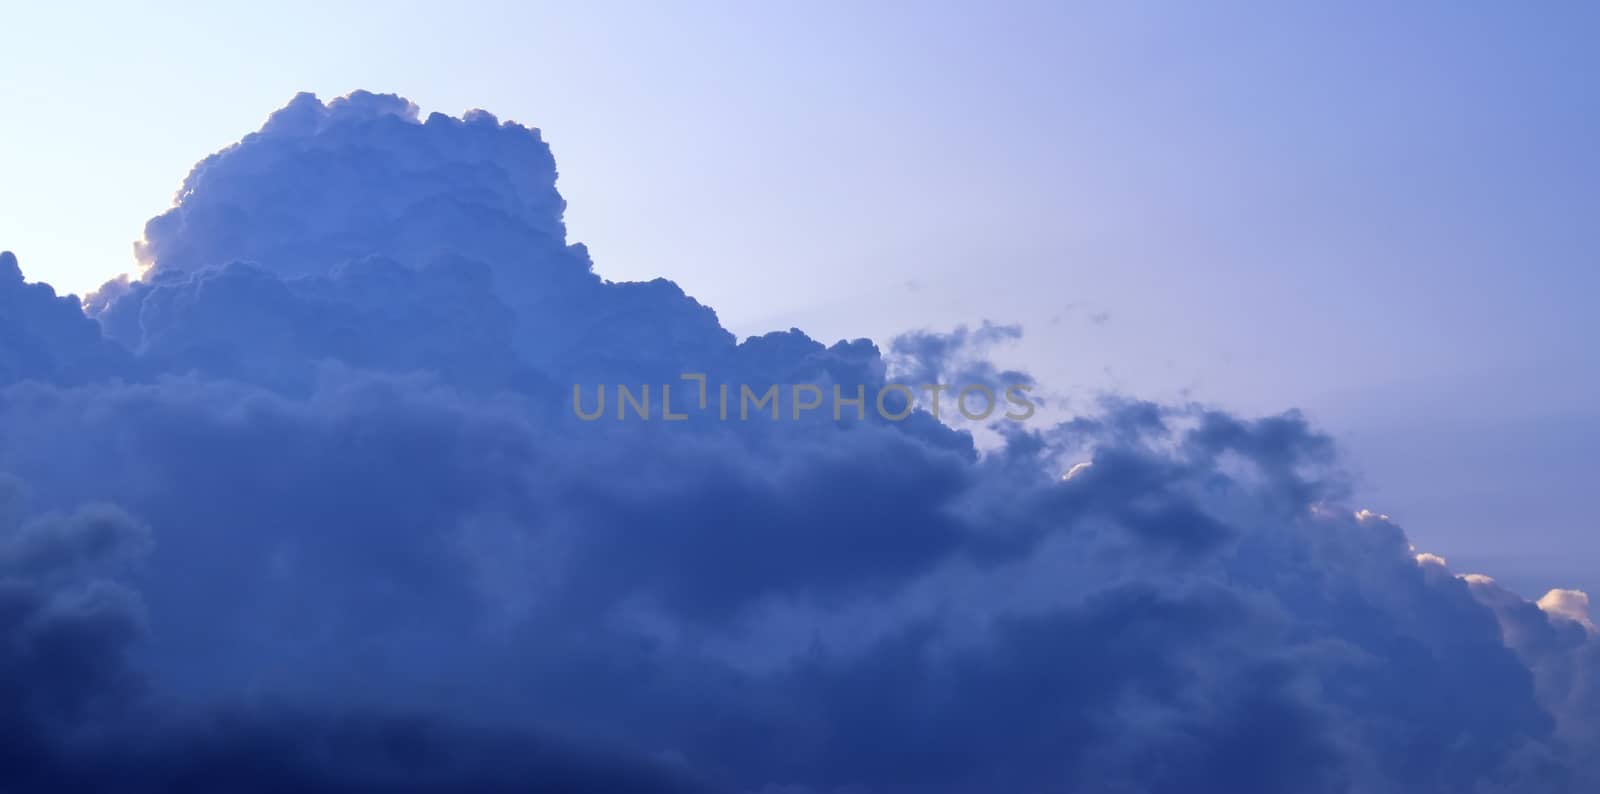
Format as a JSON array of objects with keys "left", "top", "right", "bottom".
[
  {"left": 1537, "top": 589, "right": 1597, "bottom": 632},
  {"left": 0, "top": 90, "right": 1594, "bottom": 792},
  {"left": 0, "top": 251, "right": 129, "bottom": 386},
  {"left": 887, "top": 321, "right": 1035, "bottom": 418},
  {"left": 0, "top": 470, "right": 713, "bottom": 793}
]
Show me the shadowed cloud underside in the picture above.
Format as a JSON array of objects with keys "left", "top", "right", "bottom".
[{"left": 0, "top": 91, "right": 1596, "bottom": 793}]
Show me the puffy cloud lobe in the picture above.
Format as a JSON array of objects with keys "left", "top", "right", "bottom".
[
  {"left": 0, "top": 472, "right": 715, "bottom": 793},
  {"left": 0, "top": 251, "right": 129, "bottom": 386},
  {"left": 887, "top": 321, "right": 1035, "bottom": 424},
  {"left": 0, "top": 503, "right": 150, "bottom": 579},
  {"left": 136, "top": 92, "right": 570, "bottom": 280},
  {"left": 0, "top": 479, "right": 146, "bottom": 782},
  {"left": 117, "top": 89, "right": 731, "bottom": 384},
  {"left": 1537, "top": 589, "right": 1597, "bottom": 632},
  {"left": 1466, "top": 576, "right": 1600, "bottom": 790},
  {"left": 888, "top": 320, "right": 1026, "bottom": 388},
  {"left": 0, "top": 91, "right": 1594, "bottom": 792}
]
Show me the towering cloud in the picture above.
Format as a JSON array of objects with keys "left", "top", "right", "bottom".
[{"left": 0, "top": 91, "right": 1595, "bottom": 793}]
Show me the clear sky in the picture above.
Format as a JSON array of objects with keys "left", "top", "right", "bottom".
[{"left": 3, "top": 1, "right": 1597, "bottom": 594}]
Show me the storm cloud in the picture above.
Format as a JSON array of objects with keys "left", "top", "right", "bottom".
[{"left": 1, "top": 90, "right": 1595, "bottom": 793}]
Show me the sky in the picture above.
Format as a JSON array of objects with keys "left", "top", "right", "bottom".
[
  {"left": 5, "top": 5, "right": 1600, "bottom": 791},
  {"left": 4, "top": 1, "right": 1598, "bottom": 593}
]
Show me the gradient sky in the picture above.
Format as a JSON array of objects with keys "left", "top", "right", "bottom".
[{"left": 4, "top": 1, "right": 1597, "bottom": 595}]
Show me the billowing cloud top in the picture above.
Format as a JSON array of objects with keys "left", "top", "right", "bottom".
[{"left": 1, "top": 91, "right": 1597, "bottom": 793}]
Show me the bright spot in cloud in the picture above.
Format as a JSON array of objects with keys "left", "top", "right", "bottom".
[
  {"left": 1537, "top": 589, "right": 1597, "bottom": 633},
  {"left": 1062, "top": 461, "right": 1094, "bottom": 481}
]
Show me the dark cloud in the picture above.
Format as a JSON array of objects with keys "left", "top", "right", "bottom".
[
  {"left": 888, "top": 320, "right": 1031, "bottom": 393},
  {"left": 0, "top": 91, "right": 1594, "bottom": 792},
  {"left": 0, "top": 251, "right": 129, "bottom": 386},
  {"left": 0, "top": 472, "right": 713, "bottom": 794}
]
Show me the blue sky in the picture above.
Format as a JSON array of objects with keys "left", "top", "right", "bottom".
[{"left": 4, "top": 1, "right": 1597, "bottom": 594}]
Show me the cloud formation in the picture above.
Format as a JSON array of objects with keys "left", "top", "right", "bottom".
[{"left": 1, "top": 90, "right": 1596, "bottom": 792}]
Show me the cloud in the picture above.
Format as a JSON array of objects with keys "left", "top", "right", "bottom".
[
  {"left": 0, "top": 471, "right": 714, "bottom": 793},
  {"left": 0, "top": 90, "right": 1595, "bottom": 792},
  {"left": 888, "top": 320, "right": 1030, "bottom": 392},
  {"left": 1537, "top": 589, "right": 1597, "bottom": 632},
  {"left": 0, "top": 251, "right": 129, "bottom": 386}
]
